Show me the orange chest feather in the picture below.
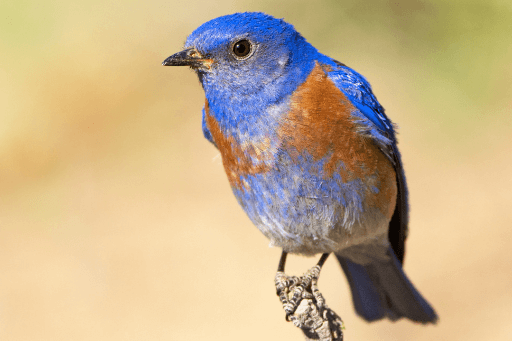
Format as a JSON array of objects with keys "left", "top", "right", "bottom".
[{"left": 279, "top": 63, "right": 389, "bottom": 181}]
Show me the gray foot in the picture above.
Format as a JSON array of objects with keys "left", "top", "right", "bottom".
[{"left": 275, "top": 264, "right": 344, "bottom": 341}]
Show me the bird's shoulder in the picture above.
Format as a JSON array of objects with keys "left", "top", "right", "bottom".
[{"left": 323, "top": 60, "right": 395, "bottom": 140}]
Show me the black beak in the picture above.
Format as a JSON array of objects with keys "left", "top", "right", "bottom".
[{"left": 162, "top": 48, "right": 211, "bottom": 68}]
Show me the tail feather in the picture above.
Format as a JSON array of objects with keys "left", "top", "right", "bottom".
[{"left": 336, "top": 249, "right": 438, "bottom": 323}]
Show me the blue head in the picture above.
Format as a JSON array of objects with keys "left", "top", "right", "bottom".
[{"left": 163, "top": 12, "right": 322, "bottom": 130}]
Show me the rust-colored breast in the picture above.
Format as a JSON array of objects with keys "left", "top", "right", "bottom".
[{"left": 278, "top": 63, "right": 397, "bottom": 219}]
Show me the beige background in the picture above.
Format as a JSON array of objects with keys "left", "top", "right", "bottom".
[{"left": 1, "top": 0, "right": 511, "bottom": 340}]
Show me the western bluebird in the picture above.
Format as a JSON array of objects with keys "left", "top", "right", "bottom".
[{"left": 163, "top": 12, "right": 437, "bottom": 324}]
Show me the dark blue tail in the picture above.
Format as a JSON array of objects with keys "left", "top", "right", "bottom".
[{"left": 335, "top": 249, "right": 438, "bottom": 323}]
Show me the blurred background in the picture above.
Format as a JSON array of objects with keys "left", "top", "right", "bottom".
[{"left": 1, "top": 0, "right": 511, "bottom": 340}]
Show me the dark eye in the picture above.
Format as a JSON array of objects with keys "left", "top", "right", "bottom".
[{"left": 232, "top": 40, "right": 252, "bottom": 58}]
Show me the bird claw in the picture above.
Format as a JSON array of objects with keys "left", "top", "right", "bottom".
[
  {"left": 275, "top": 265, "right": 323, "bottom": 318},
  {"left": 275, "top": 255, "right": 344, "bottom": 341}
]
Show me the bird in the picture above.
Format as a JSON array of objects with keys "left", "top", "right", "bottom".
[{"left": 162, "top": 12, "right": 437, "bottom": 324}]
